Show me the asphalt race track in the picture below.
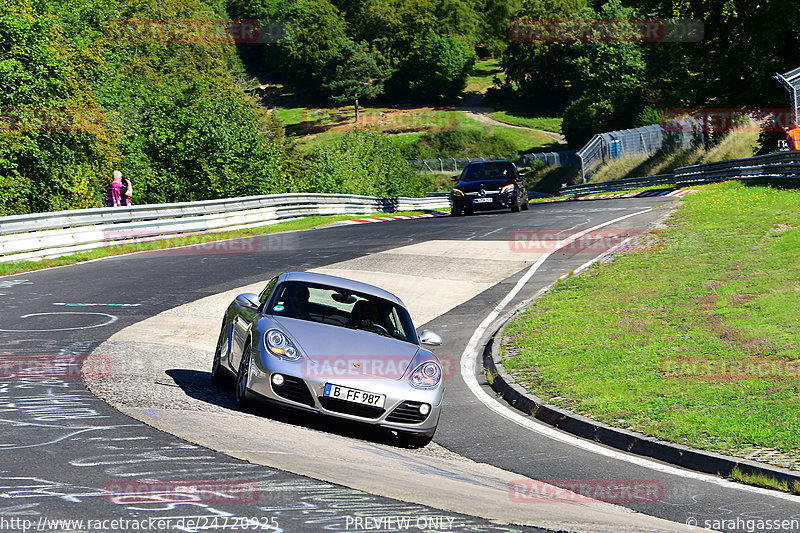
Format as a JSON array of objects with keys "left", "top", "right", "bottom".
[{"left": 1, "top": 197, "right": 799, "bottom": 533}]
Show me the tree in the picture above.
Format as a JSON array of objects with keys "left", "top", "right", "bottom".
[
  {"left": 404, "top": 30, "right": 476, "bottom": 101},
  {"left": 276, "top": 0, "right": 348, "bottom": 90},
  {"left": 321, "top": 39, "right": 390, "bottom": 123}
]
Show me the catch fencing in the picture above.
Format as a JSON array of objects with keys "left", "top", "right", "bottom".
[
  {"left": 0, "top": 193, "right": 449, "bottom": 263},
  {"left": 406, "top": 121, "right": 698, "bottom": 180},
  {"left": 577, "top": 121, "right": 699, "bottom": 181},
  {"left": 405, "top": 150, "right": 579, "bottom": 174}
]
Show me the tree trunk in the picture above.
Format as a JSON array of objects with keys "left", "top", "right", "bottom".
[{"left": 354, "top": 97, "right": 359, "bottom": 125}]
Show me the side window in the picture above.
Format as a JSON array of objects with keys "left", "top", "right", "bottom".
[{"left": 258, "top": 277, "right": 278, "bottom": 309}]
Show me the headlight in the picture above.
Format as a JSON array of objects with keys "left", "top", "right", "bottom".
[
  {"left": 501, "top": 184, "right": 515, "bottom": 194},
  {"left": 451, "top": 188, "right": 464, "bottom": 197},
  {"left": 408, "top": 361, "right": 441, "bottom": 389},
  {"left": 265, "top": 329, "right": 300, "bottom": 361}
]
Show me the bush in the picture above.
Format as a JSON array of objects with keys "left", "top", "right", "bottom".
[
  {"left": 402, "top": 31, "right": 476, "bottom": 101},
  {"left": 561, "top": 96, "right": 615, "bottom": 148},
  {"left": 306, "top": 130, "right": 431, "bottom": 197},
  {"left": 401, "top": 126, "right": 518, "bottom": 159}
]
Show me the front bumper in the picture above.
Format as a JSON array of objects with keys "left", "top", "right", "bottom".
[
  {"left": 245, "top": 355, "right": 443, "bottom": 436},
  {"left": 452, "top": 192, "right": 515, "bottom": 211}
]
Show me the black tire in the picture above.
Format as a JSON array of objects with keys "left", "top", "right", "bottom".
[
  {"left": 398, "top": 432, "right": 433, "bottom": 448},
  {"left": 522, "top": 198, "right": 530, "bottom": 210},
  {"left": 235, "top": 343, "right": 252, "bottom": 408},
  {"left": 451, "top": 206, "right": 463, "bottom": 216},
  {"left": 211, "top": 324, "right": 229, "bottom": 386},
  {"left": 464, "top": 208, "right": 474, "bottom": 216},
  {"left": 511, "top": 197, "right": 521, "bottom": 212}
]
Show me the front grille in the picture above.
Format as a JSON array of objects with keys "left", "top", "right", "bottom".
[
  {"left": 271, "top": 375, "right": 315, "bottom": 407},
  {"left": 465, "top": 190, "right": 500, "bottom": 196},
  {"left": 385, "top": 401, "right": 429, "bottom": 424},
  {"left": 318, "top": 397, "right": 385, "bottom": 419}
]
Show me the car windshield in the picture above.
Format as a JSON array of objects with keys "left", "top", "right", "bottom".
[
  {"left": 460, "top": 162, "right": 514, "bottom": 182},
  {"left": 267, "top": 281, "right": 418, "bottom": 344}
]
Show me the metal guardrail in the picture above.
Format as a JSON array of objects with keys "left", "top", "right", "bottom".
[
  {"left": 560, "top": 151, "right": 800, "bottom": 195},
  {"left": 0, "top": 193, "right": 450, "bottom": 263}
]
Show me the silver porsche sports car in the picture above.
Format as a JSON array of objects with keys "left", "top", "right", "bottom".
[{"left": 212, "top": 271, "right": 444, "bottom": 446}]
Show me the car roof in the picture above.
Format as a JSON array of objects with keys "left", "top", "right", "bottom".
[{"left": 279, "top": 272, "right": 406, "bottom": 307}]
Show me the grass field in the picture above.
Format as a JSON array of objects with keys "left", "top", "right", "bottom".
[
  {"left": 274, "top": 99, "right": 558, "bottom": 156},
  {"left": 502, "top": 181, "right": 800, "bottom": 464},
  {"left": 464, "top": 58, "right": 503, "bottom": 94},
  {"left": 487, "top": 111, "right": 563, "bottom": 133},
  {"left": 269, "top": 58, "right": 563, "bottom": 158}
]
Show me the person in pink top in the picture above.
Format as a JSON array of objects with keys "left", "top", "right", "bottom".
[{"left": 106, "top": 170, "right": 132, "bottom": 207}]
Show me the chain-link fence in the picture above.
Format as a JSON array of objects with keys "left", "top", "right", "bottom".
[
  {"left": 406, "top": 150, "right": 579, "bottom": 174},
  {"left": 406, "top": 120, "right": 699, "bottom": 180},
  {"left": 577, "top": 121, "right": 699, "bottom": 181},
  {"left": 775, "top": 66, "right": 800, "bottom": 124}
]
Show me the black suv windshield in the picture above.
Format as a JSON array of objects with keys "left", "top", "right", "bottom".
[{"left": 460, "top": 162, "right": 515, "bottom": 182}]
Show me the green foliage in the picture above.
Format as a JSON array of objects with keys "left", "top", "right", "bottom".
[
  {"left": 321, "top": 39, "right": 390, "bottom": 113},
  {"left": 306, "top": 130, "right": 431, "bottom": 196},
  {"left": 480, "top": 0, "right": 523, "bottom": 57},
  {"left": 400, "top": 125, "right": 518, "bottom": 159},
  {"left": 561, "top": 96, "right": 614, "bottom": 148},
  {"left": 0, "top": 0, "right": 119, "bottom": 214},
  {"left": 403, "top": 31, "right": 476, "bottom": 101},
  {"left": 0, "top": 0, "right": 294, "bottom": 215},
  {"left": 276, "top": 0, "right": 348, "bottom": 89},
  {"left": 505, "top": 1, "right": 647, "bottom": 146}
]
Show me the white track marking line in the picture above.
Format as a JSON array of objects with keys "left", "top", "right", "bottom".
[{"left": 459, "top": 208, "right": 800, "bottom": 502}]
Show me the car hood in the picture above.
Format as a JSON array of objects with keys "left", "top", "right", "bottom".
[
  {"left": 453, "top": 178, "right": 513, "bottom": 192},
  {"left": 270, "top": 316, "right": 419, "bottom": 379}
]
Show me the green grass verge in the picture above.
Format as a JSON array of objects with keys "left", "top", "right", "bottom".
[
  {"left": 0, "top": 210, "right": 444, "bottom": 277},
  {"left": 487, "top": 111, "right": 563, "bottom": 134},
  {"left": 465, "top": 58, "right": 503, "bottom": 94},
  {"left": 729, "top": 467, "right": 800, "bottom": 494},
  {"left": 502, "top": 181, "right": 800, "bottom": 459}
]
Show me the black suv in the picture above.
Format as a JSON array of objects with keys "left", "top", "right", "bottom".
[{"left": 449, "top": 160, "right": 529, "bottom": 216}]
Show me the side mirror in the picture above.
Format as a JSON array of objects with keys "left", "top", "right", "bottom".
[
  {"left": 419, "top": 330, "right": 442, "bottom": 346},
  {"left": 235, "top": 293, "right": 260, "bottom": 309},
  {"left": 450, "top": 176, "right": 459, "bottom": 182}
]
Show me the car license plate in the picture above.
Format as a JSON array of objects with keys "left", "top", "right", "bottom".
[
  {"left": 473, "top": 197, "right": 492, "bottom": 204},
  {"left": 324, "top": 384, "right": 386, "bottom": 408}
]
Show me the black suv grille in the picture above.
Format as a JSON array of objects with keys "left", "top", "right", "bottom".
[
  {"left": 318, "top": 397, "right": 385, "bottom": 419},
  {"left": 271, "top": 375, "right": 314, "bottom": 407},
  {"left": 385, "top": 401, "right": 429, "bottom": 424}
]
